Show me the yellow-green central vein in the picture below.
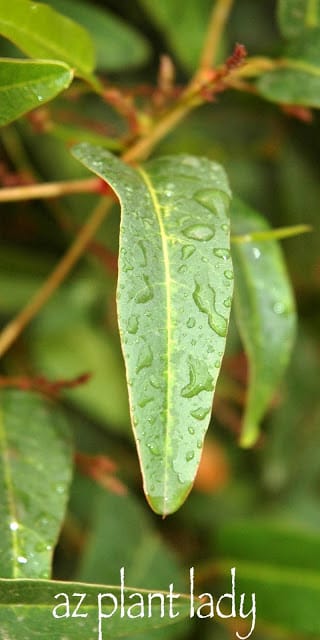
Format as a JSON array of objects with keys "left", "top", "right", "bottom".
[
  {"left": 138, "top": 167, "right": 172, "bottom": 512},
  {"left": 0, "top": 408, "right": 19, "bottom": 577}
]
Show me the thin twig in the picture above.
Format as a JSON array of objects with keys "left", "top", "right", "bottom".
[
  {"left": 0, "top": 176, "right": 102, "bottom": 202},
  {"left": 0, "top": 197, "right": 112, "bottom": 357},
  {"left": 196, "top": 0, "right": 235, "bottom": 77}
]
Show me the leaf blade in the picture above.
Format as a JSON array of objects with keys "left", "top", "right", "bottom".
[
  {"left": 216, "top": 520, "right": 320, "bottom": 636},
  {"left": 0, "top": 0, "right": 95, "bottom": 77},
  {"left": 0, "top": 390, "right": 72, "bottom": 578},
  {"left": 258, "top": 28, "right": 320, "bottom": 107},
  {"left": 231, "top": 198, "right": 296, "bottom": 447},
  {"left": 48, "top": 0, "right": 151, "bottom": 71},
  {"left": 0, "top": 578, "right": 191, "bottom": 639},
  {"left": 277, "top": 0, "right": 320, "bottom": 39},
  {"left": 0, "top": 58, "right": 73, "bottom": 127},
  {"left": 72, "top": 144, "right": 233, "bottom": 516}
]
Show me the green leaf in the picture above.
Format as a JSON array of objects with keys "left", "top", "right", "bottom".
[
  {"left": 32, "top": 319, "right": 130, "bottom": 433},
  {"left": 78, "top": 490, "right": 184, "bottom": 590},
  {"left": 48, "top": 0, "right": 150, "bottom": 71},
  {"left": 0, "top": 390, "right": 72, "bottom": 579},
  {"left": 72, "top": 144, "right": 233, "bottom": 516},
  {"left": 77, "top": 489, "right": 188, "bottom": 640},
  {"left": 0, "top": 58, "right": 72, "bottom": 127},
  {"left": 258, "top": 28, "right": 320, "bottom": 107},
  {"left": 231, "top": 198, "right": 296, "bottom": 447},
  {"left": 139, "top": 0, "right": 214, "bottom": 71},
  {"left": 216, "top": 520, "right": 320, "bottom": 636},
  {"left": 0, "top": 578, "right": 191, "bottom": 639},
  {"left": 0, "top": 0, "right": 95, "bottom": 78},
  {"left": 278, "top": 0, "right": 320, "bottom": 39}
]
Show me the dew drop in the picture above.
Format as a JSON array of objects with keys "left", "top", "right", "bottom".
[
  {"left": 9, "top": 521, "right": 19, "bottom": 531},
  {"left": 138, "top": 240, "right": 147, "bottom": 267},
  {"left": 186, "top": 451, "right": 195, "bottom": 462},
  {"left": 221, "top": 223, "right": 229, "bottom": 232},
  {"left": 181, "top": 356, "right": 213, "bottom": 398},
  {"left": 214, "top": 248, "right": 230, "bottom": 260},
  {"left": 122, "top": 259, "right": 133, "bottom": 273},
  {"left": 224, "top": 270, "right": 234, "bottom": 280},
  {"left": 147, "top": 443, "right": 161, "bottom": 456},
  {"left": 195, "top": 188, "right": 230, "bottom": 216},
  {"left": 197, "top": 440, "right": 203, "bottom": 449},
  {"left": 223, "top": 296, "right": 232, "bottom": 308},
  {"left": 17, "top": 556, "right": 27, "bottom": 564},
  {"left": 127, "top": 315, "right": 139, "bottom": 334},
  {"left": 188, "top": 426, "right": 195, "bottom": 435},
  {"left": 138, "top": 395, "right": 154, "bottom": 408},
  {"left": 187, "top": 317, "right": 196, "bottom": 328},
  {"left": 183, "top": 224, "right": 215, "bottom": 241},
  {"left": 273, "top": 301, "right": 286, "bottom": 315},
  {"left": 182, "top": 245, "right": 195, "bottom": 259},
  {"left": 150, "top": 375, "right": 162, "bottom": 389},
  {"left": 136, "top": 275, "right": 153, "bottom": 303},
  {"left": 252, "top": 247, "right": 261, "bottom": 259},
  {"left": 191, "top": 406, "right": 211, "bottom": 420},
  {"left": 178, "top": 264, "right": 187, "bottom": 274},
  {"left": 55, "top": 484, "right": 65, "bottom": 495},
  {"left": 193, "top": 281, "right": 228, "bottom": 337},
  {"left": 136, "top": 344, "right": 153, "bottom": 373}
]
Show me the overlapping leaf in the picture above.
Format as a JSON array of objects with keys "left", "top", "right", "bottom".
[
  {"left": 0, "top": 578, "right": 191, "bottom": 639},
  {"left": 139, "top": 0, "right": 214, "bottom": 71},
  {"left": 0, "top": 390, "right": 72, "bottom": 578},
  {"left": 216, "top": 520, "right": 320, "bottom": 636},
  {"left": 258, "top": 28, "right": 320, "bottom": 106},
  {"left": 0, "top": 59, "right": 73, "bottom": 127},
  {"left": 72, "top": 144, "right": 233, "bottom": 516},
  {"left": 0, "top": 0, "right": 95, "bottom": 78},
  {"left": 278, "top": 0, "right": 320, "bottom": 38},
  {"left": 48, "top": 0, "right": 150, "bottom": 71},
  {"left": 231, "top": 198, "right": 296, "bottom": 447}
]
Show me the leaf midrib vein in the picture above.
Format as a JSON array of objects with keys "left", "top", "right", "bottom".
[{"left": 138, "top": 167, "right": 172, "bottom": 512}]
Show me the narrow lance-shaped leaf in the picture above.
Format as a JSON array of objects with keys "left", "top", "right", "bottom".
[
  {"left": 0, "top": 0, "right": 95, "bottom": 79},
  {"left": 257, "top": 28, "right": 320, "bottom": 107},
  {"left": 277, "top": 0, "right": 320, "bottom": 39},
  {"left": 0, "top": 59, "right": 73, "bottom": 127},
  {"left": 0, "top": 578, "right": 191, "bottom": 639},
  {"left": 0, "top": 390, "right": 72, "bottom": 578},
  {"left": 231, "top": 198, "right": 296, "bottom": 447},
  {"left": 49, "top": 0, "right": 151, "bottom": 71},
  {"left": 216, "top": 520, "right": 320, "bottom": 636},
  {"left": 72, "top": 144, "right": 233, "bottom": 516}
]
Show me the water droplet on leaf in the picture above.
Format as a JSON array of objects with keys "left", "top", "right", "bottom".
[
  {"left": 191, "top": 406, "right": 211, "bottom": 420},
  {"left": 183, "top": 224, "right": 215, "bottom": 241},
  {"left": 193, "top": 281, "right": 228, "bottom": 337},
  {"left": 214, "top": 248, "right": 230, "bottom": 260},
  {"left": 181, "top": 356, "right": 213, "bottom": 397},
  {"left": 182, "top": 245, "right": 195, "bottom": 259},
  {"left": 136, "top": 344, "right": 153, "bottom": 373},
  {"left": 127, "top": 315, "right": 139, "bottom": 334},
  {"left": 195, "top": 188, "right": 230, "bottom": 216},
  {"left": 136, "top": 275, "right": 153, "bottom": 303}
]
